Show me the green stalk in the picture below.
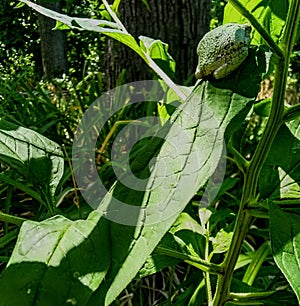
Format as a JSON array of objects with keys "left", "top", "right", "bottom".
[
  {"left": 156, "top": 246, "right": 223, "bottom": 275},
  {"left": 213, "top": 60, "right": 285, "bottom": 306},
  {"left": 205, "top": 228, "right": 213, "bottom": 303},
  {"left": 229, "top": 290, "right": 275, "bottom": 303},
  {"left": 0, "top": 211, "right": 26, "bottom": 226},
  {"left": 283, "top": 104, "right": 300, "bottom": 122},
  {"left": 211, "top": 1, "right": 300, "bottom": 304},
  {"left": 242, "top": 241, "right": 271, "bottom": 285}
]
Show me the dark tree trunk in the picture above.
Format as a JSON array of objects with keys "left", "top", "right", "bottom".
[
  {"left": 105, "top": 0, "right": 210, "bottom": 88},
  {"left": 37, "top": 0, "right": 68, "bottom": 79}
]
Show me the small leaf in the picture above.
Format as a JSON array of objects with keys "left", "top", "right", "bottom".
[
  {"left": 270, "top": 202, "right": 300, "bottom": 302},
  {"left": 137, "top": 232, "right": 182, "bottom": 278},
  {"left": 170, "top": 212, "right": 206, "bottom": 258},
  {"left": 14, "top": 2, "right": 25, "bottom": 8},
  {"left": 54, "top": 20, "right": 71, "bottom": 30},
  {"left": 158, "top": 85, "right": 193, "bottom": 124},
  {"left": 254, "top": 98, "right": 272, "bottom": 117},
  {"left": 139, "top": 36, "right": 176, "bottom": 78},
  {"left": 211, "top": 229, "right": 233, "bottom": 254},
  {"left": 139, "top": 213, "right": 207, "bottom": 278},
  {"left": 198, "top": 208, "right": 212, "bottom": 231}
]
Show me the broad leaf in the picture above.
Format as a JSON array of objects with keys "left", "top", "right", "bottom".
[
  {"left": 269, "top": 203, "right": 300, "bottom": 303},
  {"left": 84, "top": 47, "right": 270, "bottom": 305},
  {"left": 90, "top": 89, "right": 255, "bottom": 304},
  {"left": 259, "top": 118, "right": 300, "bottom": 199},
  {"left": 0, "top": 119, "right": 63, "bottom": 206},
  {"left": 223, "top": 0, "right": 289, "bottom": 45},
  {"left": 0, "top": 211, "right": 110, "bottom": 306}
]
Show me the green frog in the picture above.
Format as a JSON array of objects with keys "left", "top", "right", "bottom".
[{"left": 195, "top": 23, "right": 251, "bottom": 80}]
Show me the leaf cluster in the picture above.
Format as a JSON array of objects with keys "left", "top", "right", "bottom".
[{"left": 0, "top": 0, "right": 300, "bottom": 305}]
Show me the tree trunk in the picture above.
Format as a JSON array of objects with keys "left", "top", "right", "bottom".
[
  {"left": 37, "top": 0, "right": 68, "bottom": 79},
  {"left": 105, "top": 0, "right": 210, "bottom": 88}
]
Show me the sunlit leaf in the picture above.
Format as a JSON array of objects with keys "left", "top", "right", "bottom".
[{"left": 0, "top": 211, "right": 110, "bottom": 306}]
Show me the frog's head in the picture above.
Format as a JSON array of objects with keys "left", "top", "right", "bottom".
[
  {"left": 195, "top": 23, "right": 252, "bottom": 80},
  {"left": 233, "top": 23, "right": 251, "bottom": 47}
]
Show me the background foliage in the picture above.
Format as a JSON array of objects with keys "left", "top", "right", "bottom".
[{"left": 0, "top": 0, "right": 300, "bottom": 305}]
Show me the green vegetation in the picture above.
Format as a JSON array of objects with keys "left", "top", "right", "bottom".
[{"left": 0, "top": 0, "right": 300, "bottom": 305}]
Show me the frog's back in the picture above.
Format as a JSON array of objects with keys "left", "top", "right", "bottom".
[{"left": 196, "top": 23, "right": 251, "bottom": 79}]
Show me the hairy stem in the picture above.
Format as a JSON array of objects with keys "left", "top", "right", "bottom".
[
  {"left": 213, "top": 56, "right": 285, "bottom": 306},
  {"left": 211, "top": 0, "right": 300, "bottom": 304}
]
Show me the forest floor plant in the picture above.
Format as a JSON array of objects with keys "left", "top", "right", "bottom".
[{"left": 0, "top": 0, "right": 300, "bottom": 305}]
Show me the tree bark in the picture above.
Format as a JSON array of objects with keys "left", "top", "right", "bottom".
[
  {"left": 37, "top": 0, "right": 68, "bottom": 79},
  {"left": 105, "top": 0, "right": 210, "bottom": 88}
]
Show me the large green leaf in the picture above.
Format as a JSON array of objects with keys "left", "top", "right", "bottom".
[
  {"left": 0, "top": 211, "right": 110, "bottom": 306},
  {"left": 0, "top": 119, "right": 63, "bottom": 206},
  {"left": 223, "top": 0, "right": 289, "bottom": 45},
  {"left": 88, "top": 47, "right": 270, "bottom": 304},
  {"left": 269, "top": 203, "right": 300, "bottom": 303},
  {"left": 86, "top": 46, "right": 272, "bottom": 305},
  {"left": 259, "top": 118, "right": 300, "bottom": 199}
]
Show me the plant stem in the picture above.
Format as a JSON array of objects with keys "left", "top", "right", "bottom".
[
  {"left": 156, "top": 246, "right": 223, "bottom": 275},
  {"left": 102, "top": 0, "right": 128, "bottom": 33},
  {"left": 0, "top": 211, "right": 26, "bottom": 226},
  {"left": 213, "top": 59, "right": 285, "bottom": 305},
  {"left": 283, "top": 104, "right": 300, "bottom": 122},
  {"left": 211, "top": 0, "right": 300, "bottom": 304},
  {"left": 212, "top": 56, "right": 287, "bottom": 305},
  {"left": 242, "top": 241, "right": 271, "bottom": 285},
  {"left": 205, "top": 228, "right": 213, "bottom": 303}
]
